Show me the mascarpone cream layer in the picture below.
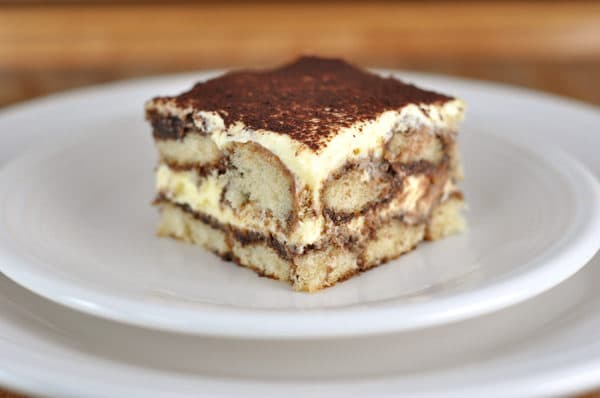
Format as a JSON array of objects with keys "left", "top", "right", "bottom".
[
  {"left": 156, "top": 165, "right": 459, "bottom": 247},
  {"left": 150, "top": 99, "right": 464, "bottom": 209}
]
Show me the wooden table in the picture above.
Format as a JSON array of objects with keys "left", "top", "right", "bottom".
[{"left": 1, "top": 1, "right": 599, "bottom": 396}]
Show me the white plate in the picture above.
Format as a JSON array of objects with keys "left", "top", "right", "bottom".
[
  {"left": 1, "top": 73, "right": 600, "bottom": 397},
  {"left": 0, "top": 72, "right": 599, "bottom": 338}
]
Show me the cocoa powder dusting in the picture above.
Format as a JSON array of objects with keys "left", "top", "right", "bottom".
[{"left": 153, "top": 56, "right": 453, "bottom": 151}]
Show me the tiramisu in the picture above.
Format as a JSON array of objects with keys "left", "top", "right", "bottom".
[{"left": 146, "top": 56, "right": 466, "bottom": 292}]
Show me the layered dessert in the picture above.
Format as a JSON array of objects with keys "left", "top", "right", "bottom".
[{"left": 146, "top": 56, "right": 466, "bottom": 292}]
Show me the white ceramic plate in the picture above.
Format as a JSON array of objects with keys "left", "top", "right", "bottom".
[
  {"left": 0, "top": 72, "right": 599, "bottom": 338},
  {"left": 1, "top": 73, "right": 600, "bottom": 397}
]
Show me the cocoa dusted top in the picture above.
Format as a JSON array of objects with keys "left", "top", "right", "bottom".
[{"left": 152, "top": 56, "right": 454, "bottom": 150}]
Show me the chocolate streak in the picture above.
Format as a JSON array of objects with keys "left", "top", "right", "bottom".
[
  {"left": 155, "top": 156, "right": 454, "bottom": 263},
  {"left": 323, "top": 155, "right": 449, "bottom": 225},
  {"left": 148, "top": 110, "right": 195, "bottom": 140},
  {"left": 164, "top": 158, "right": 227, "bottom": 177},
  {"left": 155, "top": 196, "right": 293, "bottom": 260}
]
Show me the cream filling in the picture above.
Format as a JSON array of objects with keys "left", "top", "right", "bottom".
[
  {"left": 344, "top": 175, "right": 460, "bottom": 237},
  {"left": 150, "top": 98, "right": 464, "bottom": 246},
  {"left": 206, "top": 101, "right": 463, "bottom": 209},
  {"left": 156, "top": 164, "right": 323, "bottom": 245},
  {"left": 156, "top": 165, "right": 226, "bottom": 221},
  {"left": 147, "top": 98, "right": 464, "bottom": 211},
  {"left": 156, "top": 165, "right": 458, "bottom": 246}
]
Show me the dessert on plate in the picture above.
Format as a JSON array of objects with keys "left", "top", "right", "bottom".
[{"left": 145, "top": 56, "right": 466, "bottom": 292}]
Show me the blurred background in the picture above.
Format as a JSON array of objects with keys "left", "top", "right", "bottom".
[{"left": 1, "top": 0, "right": 600, "bottom": 108}]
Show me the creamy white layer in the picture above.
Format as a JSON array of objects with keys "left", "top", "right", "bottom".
[
  {"left": 149, "top": 96, "right": 463, "bottom": 247},
  {"left": 156, "top": 164, "right": 458, "bottom": 247},
  {"left": 148, "top": 99, "right": 463, "bottom": 208}
]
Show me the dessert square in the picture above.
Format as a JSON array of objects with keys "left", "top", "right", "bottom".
[{"left": 145, "top": 56, "right": 466, "bottom": 292}]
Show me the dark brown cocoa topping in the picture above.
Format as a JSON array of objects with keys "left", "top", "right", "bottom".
[{"left": 152, "top": 56, "right": 453, "bottom": 150}]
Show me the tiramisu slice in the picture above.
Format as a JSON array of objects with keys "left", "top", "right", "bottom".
[{"left": 146, "top": 56, "right": 466, "bottom": 292}]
